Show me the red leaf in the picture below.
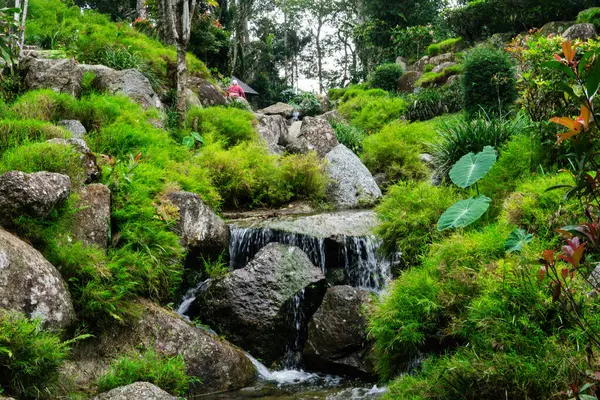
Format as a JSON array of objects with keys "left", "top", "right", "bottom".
[
  {"left": 561, "top": 268, "right": 569, "bottom": 279},
  {"left": 543, "top": 250, "right": 555, "bottom": 266},
  {"left": 539, "top": 266, "right": 547, "bottom": 280}
]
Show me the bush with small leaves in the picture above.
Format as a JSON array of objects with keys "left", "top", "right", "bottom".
[{"left": 369, "top": 63, "right": 404, "bottom": 93}]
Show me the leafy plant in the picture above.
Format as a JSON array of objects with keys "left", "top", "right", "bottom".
[
  {"left": 505, "top": 228, "right": 534, "bottom": 253},
  {"left": 289, "top": 91, "right": 321, "bottom": 117},
  {"left": 369, "top": 63, "right": 404, "bottom": 92},
  {"left": 331, "top": 120, "right": 365, "bottom": 154},
  {"left": 437, "top": 146, "right": 497, "bottom": 231},
  {"left": 0, "top": 7, "right": 20, "bottom": 72},
  {"left": 182, "top": 131, "right": 204, "bottom": 150}
]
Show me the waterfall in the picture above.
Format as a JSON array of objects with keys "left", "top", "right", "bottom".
[
  {"left": 284, "top": 288, "right": 305, "bottom": 369},
  {"left": 229, "top": 227, "right": 327, "bottom": 273},
  {"left": 176, "top": 278, "right": 212, "bottom": 317},
  {"left": 344, "top": 235, "right": 390, "bottom": 292}
]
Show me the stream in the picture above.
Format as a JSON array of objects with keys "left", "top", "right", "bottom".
[{"left": 178, "top": 211, "right": 391, "bottom": 399}]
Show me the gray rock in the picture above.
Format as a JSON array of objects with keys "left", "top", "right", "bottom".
[
  {"left": 188, "top": 243, "right": 327, "bottom": 364},
  {"left": 187, "top": 77, "right": 227, "bottom": 107},
  {"left": 325, "top": 145, "right": 382, "bottom": 209},
  {"left": 539, "top": 21, "right": 573, "bottom": 37},
  {"left": 0, "top": 229, "right": 76, "bottom": 330},
  {"left": 167, "top": 192, "right": 229, "bottom": 258},
  {"left": 93, "top": 382, "right": 176, "bottom": 400},
  {"left": 255, "top": 113, "right": 288, "bottom": 154},
  {"left": 46, "top": 138, "right": 100, "bottom": 183},
  {"left": 428, "top": 53, "right": 455, "bottom": 66},
  {"left": 413, "top": 56, "right": 430, "bottom": 72},
  {"left": 71, "top": 184, "right": 111, "bottom": 249},
  {"left": 432, "top": 61, "right": 457, "bottom": 74},
  {"left": 304, "top": 286, "right": 375, "bottom": 376},
  {"left": 184, "top": 88, "right": 203, "bottom": 109},
  {"left": 260, "top": 102, "right": 295, "bottom": 119},
  {"left": 22, "top": 57, "right": 82, "bottom": 96},
  {"left": 280, "top": 121, "right": 302, "bottom": 146},
  {"left": 230, "top": 97, "right": 253, "bottom": 112},
  {"left": 289, "top": 116, "right": 339, "bottom": 158},
  {"left": 395, "top": 56, "right": 408, "bottom": 71},
  {"left": 0, "top": 171, "right": 70, "bottom": 227},
  {"left": 398, "top": 71, "right": 422, "bottom": 93},
  {"left": 80, "top": 65, "right": 163, "bottom": 110},
  {"left": 58, "top": 120, "right": 87, "bottom": 140},
  {"left": 420, "top": 153, "right": 435, "bottom": 168},
  {"left": 317, "top": 94, "right": 330, "bottom": 114},
  {"left": 63, "top": 299, "right": 255, "bottom": 395},
  {"left": 563, "top": 23, "right": 597, "bottom": 41},
  {"left": 319, "top": 110, "right": 345, "bottom": 125}
]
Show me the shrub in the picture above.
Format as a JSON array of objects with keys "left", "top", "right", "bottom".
[
  {"left": 462, "top": 47, "right": 517, "bottom": 117},
  {"left": 431, "top": 114, "right": 528, "bottom": 180},
  {"left": 279, "top": 152, "right": 329, "bottom": 202},
  {"left": 340, "top": 87, "right": 387, "bottom": 103},
  {"left": 339, "top": 95, "right": 407, "bottom": 133},
  {"left": 577, "top": 7, "right": 600, "bottom": 30},
  {"left": 289, "top": 91, "right": 321, "bottom": 117},
  {"left": 369, "top": 63, "right": 404, "bottom": 92},
  {"left": 427, "top": 37, "right": 464, "bottom": 57},
  {"left": 375, "top": 181, "right": 458, "bottom": 267},
  {"left": 185, "top": 106, "right": 257, "bottom": 148},
  {"left": 361, "top": 123, "right": 430, "bottom": 186},
  {"left": 331, "top": 121, "right": 366, "bottom": 154},
  {"left": 0, "top": 119, "right": 68, "bottom": 155},
  {"left": 0, "top": 142, "right": 87, "bottom": 186},
  {"left": 96, "top": 349, "right": 193, "bottom": 396},
  {"left": 0, "top": 312, "right": 80, "bottom": 399},
  {"left": 405, "top": 89, "right": 442, "bottom": 122}
]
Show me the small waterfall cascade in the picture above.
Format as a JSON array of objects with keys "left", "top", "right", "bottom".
[
  {"left": 229, "top": 227, "right": 327, "bottom": 273},
  {"left": 284, "top": 289, "right": 306, "bottom": 369},
  {"left": 176, "top": 278, "right": 212, "bottom": 317},
  {"left": 344, "top": 235, "right": 391, "bottom": 292}
]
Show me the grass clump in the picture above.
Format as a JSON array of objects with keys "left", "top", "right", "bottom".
[
  {"left": 427, "top": 37, "right": 464, "bottom": 57},
  {"left": 405, "top": 81, "right": 463, "bottom": 122},
  {"left": 368, "top": 63, "right": 404, "bottom": 92},
  {"left": 0, "top": 312, "right": 82, "bottom": 399},
  {"left": 185, "top": 106, "right": 257, "bottom": 148},
  {"left": 331, "top": 121, "right": 366, "bottom": 154},
  {"left": 96, "top": 348, "right": 193, "bottom": 396},
  {"left": 0, "top": 119, "right": 68, "bottom": 155},
  {"left": 339, "top": 95, "right": 407, "bottom": 133}
]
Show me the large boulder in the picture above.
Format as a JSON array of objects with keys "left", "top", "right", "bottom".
[
  {"left": 0, "top": 171, "right": 70, "bottom": 227},
  {"left": 259, "top": 102, "right": 295, "bottom": 119},
  {"left": 395, "top": 56, "right": 409, "bottom": 71},
  {"left": 71, "top": 184, "right": 111, "bottom": 249},
  {"left": 398, "top": 71, "right": 422, "bottom": 93},
  {"left": 187, "top": 243, "right": 327, "bottom": 364},
  {"left": 304, "top": 286, "right": 375, "bottom": 377},
  {"left": 184, "top": 88, "right": 203, "bottom": 109},
  {"left": 539, "top": 21, "right": 573, "bottom": 37},
  {"left": 58, "top": 120, "right": 87, "bottom": 140},
  {"left": 428, "top": 52, "right": 455, "bottom": 66},
  {"left": 413, "top": 56, "right": 430, "bottom": 72},
  {"left": 325, "top": 145, "right": 382, "bottom": 209},
  {"left": 187, "top": 77, "right": 227, "bottom": 107},
  {"left": 0, "top": 229, "right": 76, "bottom": 330},
  {"left": 280, "top": 120, "right": 302, "bottom": 146},
  {"left": 80, "top": 65, "right": 163, "bottom": 110},
  {"left": 432, "top": 61, "right": 457, "bottom": 74},
  {"left": 319, "top": 110, "right": 345, "bottom": 125},
  {"left": 22, "top": 57, "right": 82, "bottom": 96},
  {"left": 46, "top": 138, "right": 101, "bottom": 183},
  {"left": 63, "top": 299, "right": 255, "bottom": 395},
  {"left": 563, "top": 23, "right": 598, "bottom": 41},
  {"left": 93, "top": 382, "right": 176, "bottom": 400},
  {"left": 255, "top": 113, "right": 288, "bottom": 154},
  {"left": 289, "top": 116, "right": 340, "bottom": 158},
  {"left": 167, "top": 192, "right": 229, "bottom": 258}
]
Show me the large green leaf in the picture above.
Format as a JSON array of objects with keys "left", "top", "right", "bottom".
[
  {"left": 437, "top": 196, "right": 491, "bottom": 231},
  {"left": 449, "top": 146, "right": 497, "bottom": 188},
  {"left": 505, "top": 228, "right": 534, "bottom": 253}
]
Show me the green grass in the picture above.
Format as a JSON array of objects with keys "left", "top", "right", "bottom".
[
  {"left": 427, "top": 37, "right": 464, "bottom": 57},
  {"left": 338, "top": 94, "right": 407, "bottom": 133}
]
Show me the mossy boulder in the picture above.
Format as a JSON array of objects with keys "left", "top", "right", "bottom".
[{"left": 93, "top": 382, "right": 176, "bottom": 400}]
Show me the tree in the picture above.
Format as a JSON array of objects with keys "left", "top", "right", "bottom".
[
  {"left": 157, "top": 0, "right": 199, "bottom": 113},
  {"left": 74, "top": 0, "right": 137, "bottom": 21}
]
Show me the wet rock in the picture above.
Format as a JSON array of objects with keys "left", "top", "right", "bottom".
[
  {"left": 0, "top": 229, "right": 76, "bottom": 330},
  {"left": 398, "top": 71, "right": 422, "bottom": 93},
  {"left": 58, "top": 120, "right": 87, "bottom": 139},
  {"left": 289, "top": 116, "right": 339, "bottom": 158},
  {"left": 324, "top": 145, "right": 382, "bottom": 209},
  {"left": 46, "top": 138, "right": 100, "bottom": 183},
  {"left": 304, "top": 286, "right": 375, "bottom": 377},
  {"left": 188, "top": 243, "right": 327, "bottom": 364},
  {"left": 184, "top": 88, "right": 203, "bottom": 109},
  {"left": 167, "top": 192, "right": 229, "bottom": 258},
  {"left": 255, "top": 113, "right": 288, "bottom": 154},
  {"left": 260, "top": 102, "right": 295, "bottom": 119},
  {"left": 63, "top": 299, "right": 255, "bottom": 395},
  {"left": 187, "top": 77, "right": 227, "bottom": 107},
  {"left": 93, "top": 382, "right": 176, "bottom": 400},
  {"left": 71, "top": 184, "right": 111, "bottom": 249},
  {"left": 0, "top": 171, "right": 70, "bottom": 227},
  {"left": 22, "top": 57, "right": 82, "bottom": 96},
  {"left": 563, "top": 23, "right": 597, "bottom": 41},
  {"left": 80, "top": 65, "right": 163, "bottom": 110}
]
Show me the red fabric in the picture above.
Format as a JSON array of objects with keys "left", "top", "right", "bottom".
[{"left": 227, "top": 84, "right": 246, "bottom": 99}]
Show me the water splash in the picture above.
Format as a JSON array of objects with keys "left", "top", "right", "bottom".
[{"left": 176, "top": 278, "right": 212, "bottom": 316}]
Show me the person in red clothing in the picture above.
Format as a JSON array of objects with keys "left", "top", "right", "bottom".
[{"left": 227, "top": 80, "right": 246, "bottom": 99}]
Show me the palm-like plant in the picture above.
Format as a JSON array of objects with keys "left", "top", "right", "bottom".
[{"left": 0, "top": 7, "right": 20, "bottom": 72}]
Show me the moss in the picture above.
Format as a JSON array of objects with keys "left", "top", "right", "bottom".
[
  {"left": 416, "top": 64, "right": 463, "bottom": 88},
  {"left": 427, "top": 37, "right": 464, "bottom": 57}
]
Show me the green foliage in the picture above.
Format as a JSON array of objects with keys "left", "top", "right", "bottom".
[
  {"left": 369, "top": 63, "right": 404, "bottom": 92},
  {"left": 0, "top": 142, "right": 87, "bottom": 186},
  {"left": 0, "top": 7, "right": 20, "bottom": 71},
  {"left": 361, "top": 122, "right": 431, "bottom": 187},
  {"left": 331, "top": 121, "right": 366, "bottom": 154},
  {"left": 427, "top": 37, "right": 464, "bottom": 57},
  {"left": 0, "top": 72, "right": 24, "bottom": 103},
  {"left": 437, "top": 196, "right": 492, "bottom": 231},
  {"left": 0, "top": 119, "right": 68, "bottom": 155},
  {"left": 391, "top": 24, "right": 439, "bottom": 61},
  {"left": 185, "top": 106, "right": 257, "bottom": 148},
  {"left": 416, "top": 64, "right": 463, "bottom": 88},
  {"left": 289, "top": 91, "right": 322, "bottom": 117},
  {"left": 96, "top": 349, "right": 193, "bottom": 396},
  {"left": 338, "top": 93, "right": 406, "bottom": 133},
  {"left": 375, "top": 181, "right": 458, "bottom": 267},
  {"left": 505, "top": 228, "right": 534, "bottom": 253},
  {"left": 405, "top": 81, "right": 462, "bottom": 122},
  {"left": 462, "top": 47, "right": 517, "bottom": 117},
  {"left": 577, "top": 7, "right": 600, "bottom": 30},
  {"left": 0, "top": 312, "right": 83, "bottom": 399},
  {"left": 431, "top": 114, "right": 528, "bottom": 180},
  {"left": 202, "top": 255, "right": 230, "bottom": 280}
]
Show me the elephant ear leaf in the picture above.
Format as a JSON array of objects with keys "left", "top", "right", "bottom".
[
  {"left": 505, "top": 229, "right": 534, "bottom": 253},
  {"left": 437, "top": 196, "right": 491, "bottom": 231},
  {"left": 449, "top": 146, "right": 498, "bottom": 188}
]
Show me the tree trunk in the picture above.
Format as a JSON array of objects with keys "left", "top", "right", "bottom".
[
  {"left": 137, "top": 0, "right": 147, "bottom": 19},
  {"left": 316, "top": 21, "right": 323, "bottom": 94},
  {"left": 19, "top": 0, "right": 27, "bottom": 52},
  {"left": 176, "top": 43, "right": 188, "bottom": 113}
]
